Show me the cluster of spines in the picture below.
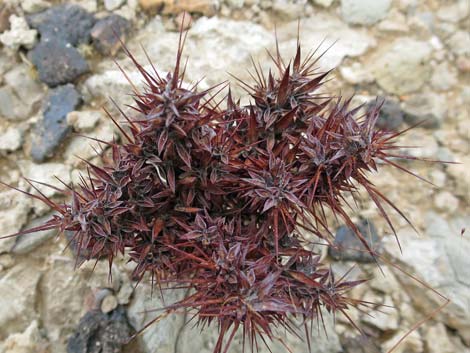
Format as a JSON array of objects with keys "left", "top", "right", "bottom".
[{"left": 2, "top": 28, "right": 421, "bottom": 353}]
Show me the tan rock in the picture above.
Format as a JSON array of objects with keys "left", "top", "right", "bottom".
[{"left": 139, "top": 0, "right": 217, "bottom": 15}]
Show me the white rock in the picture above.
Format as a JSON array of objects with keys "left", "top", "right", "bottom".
[
  {"left": 12, "top": 213, "right": 57, "bottom": 255},
  {"left": 101, "top": 295, "right": 118, "bottom": 313},
  {"left": 370, "top": 265, "right": 400, "bottom": 295},
  {"left": 21, "top": 0, "right": 51, "bottom": 13},
  {"left": 437, "top": 0, "right": 470, "bottom": 23},
  {"left": 425, "top": 322, "right": 455, "bottom": 353},
  {"left": 2, "top": 320, "right": 48, "bottom": 353},
  {"left": 272, "top": 0, "right": 306, "bottom": 20},
  {"left": 428, "top": 169, "right": 446, "bottom": 188},
  {"left": 382, "top": 329, "right": 423, "bottom": 353},
  {"left": 104, "top": 0, "right": 126, "bottom": 11},
  {"left": 0, "top": 15, "right": 37, "bottom": 50},
  {"left": 446, "top": 30, "right": 470, "bottom": 56},
  {"left": 446, "top": 156, "right": 470, "bottom": 198},
  {"left": 0, "top": 264, "right": 41, "bottom": 338},
  {"left": 75, "top": 0, "right": 98, "bottom": 12},
  {"left": 434, "top": 191, "right": 459, "bottom": 213},
  {"left": 341, "top": 0, "right": 391, "bottom": 25},
  {"left": 66, "top": 110, "right": 102, "bottom": 132},
  {"left": 362, "top": 295, "right": 399, "bottom": 331},
  {"left": 0, "top": 191, "right": 32, "bottom": 253},
  {"left": 431, "top": 62, "right": 458, "bottom": 91},
  {"left": 4, "top": 64, "right": 44, "bottom": 110},
  {"left": 339, "top": 62, "right": 374, "bottom": 84},
  {"left": 378, "top": 9, "right": 409, "bottom": 33},
  {"left": 370, "top": 38, "right": 432, "bottom": 95},
  {"left": 18, "top": 161, "right": 72, "bottom": 198},
  {"left": 0, "top": 127, "right": 23, "bottom": 153},
  {"left": 313, "top": 0, "right": 335, "bottom": 7}
]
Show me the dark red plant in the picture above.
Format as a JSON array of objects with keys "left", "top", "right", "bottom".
[{"left": 1, "top": 26, "right": 430, "bottom": 353}]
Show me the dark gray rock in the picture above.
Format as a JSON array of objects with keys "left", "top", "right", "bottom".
[
  {"left": 91, "top": 15, "right": 130, "bottom": 56},
  {"left": 30, "top": 40, "right": 89, "bottom": 87},
  {"left": 27, "top": 4, "right": 95, "bottom": 46},
  {"left": 67, "top": 306, "right": 131, "bottom": 353},
  {"left": 31, "top": 84, "right": 81, "bottom": 162},
  {"left": 368, "top": 99, "right": 403, "bottom": 131},
  {"left": 329, "top": 219, "right": 380, "bottom": 263}
]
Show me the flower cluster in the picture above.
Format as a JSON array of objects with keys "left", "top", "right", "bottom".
[{"left": 4, "top": 30, "right": 418, "bottom": 352}]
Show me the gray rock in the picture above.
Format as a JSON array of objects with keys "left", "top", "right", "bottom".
[
  {"left": 402, "top": 93, "right": 447, "bottom": 129},
  {"left": 27, "top": 4, "right": 96, "bottom": 45},
  {"left": 30, "top": 40, "right": 89, "bottom": 87},
  {"left": 0, "top": 86, "right": 31, "bottom": 121},
  {"left": 12, "top": 213, "right": 57, "bottom": 254},
  {"left": 4, "top": 64, "right": 44, "bottom": 110},
  {"left": 368, "top": 98, "right": 403, "bottom": 131},
  {"left": 329, "top": 219, "right": 380, "bottom": 263},
  {"left": 370, "top": 38, "right": 432, "bottom": 95},
  {"left": 91, "top": 15, "right": 131, "bottom": 56},
  {"left": 446, "top": 30, "right": 470, "bottom": 56},
  {"left": 67, "top": 307, "right": 131, "bottom": 353},
  {"left": 19, "top": 161, "right": 72, "bottom": 198},
  {"left": 383, "top": 222, "right": 470, "bottom": 345},
  {"left": 31, "top": 84, "right": 82, "bottom": 162},
  {"left": 341, "top": 0, "right": 391, "bottom": 25},
  {"left": 0, "top": 191, "right": 32, "bottom": 253}
]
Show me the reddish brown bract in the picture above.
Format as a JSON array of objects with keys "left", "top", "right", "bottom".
[{"left": 3, "top": 29, "right": 420, "bottom": 353}]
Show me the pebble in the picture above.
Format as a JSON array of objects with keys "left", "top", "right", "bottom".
[
  {"left": 434, "top": 191, "right": 459, "bottom": 214},
  {"left": 339, "top": 62, "right": 374, "bottom": 85},
  {"left": 0, "top": 4, "right": 13, "bottom": 33},
  {"left": 0, "top": 86, "right": 33, "bottom": 121},
  {"left": 370, "top": 38, "right": 432, "bottom": 95},
  {"left": 446, "top": 30, "right": 470, "bottom": 56},
  {"left": 66, "top": 110, "right": 102, "bottom": 132},
  {"left": 2, "top": 320, "right": 48, "bottom": 353},
  {"left": 0, "top": 15, "right": 38, "bottom": 50},
  {"left": 437, "top": 0, "right": 470, "bottom": 23},
  {"left": 329, "top": 219, "right": 380, "bottom": 263},
  {"left": 431, "top": 62, "right": 458, "bottom": 91},
  {"left": 402, "top": 93, "right": 447, "bottom": 129},
  {"left": 30, "top": 84, "right": 82, "bottom": 162},
  {"left": 341, "top": 0, "right": 391, "bottom": 25},
  {"left": 382, "top": 330, "right": 423, "bottom": 353},
  {"left": 362, "top": 294, "right": 399, "bottom": 331},
  {"left": 101, "top": 294, "right": 119, "bottom": 313},
  {"left": 313, "top": 0, "right": 335, "bottom": 7},
  {"left": 425, "top": 323, "right": 455, "bottom": 353},
  {"left": 30, "top": 40, "right": 89, "bottom": 87},
  {"left": 0, "top": 191, "right": 32, "bottom": 253},
  {"left": 0, "top": 127, "right": 23, "bottom": 154},
  {"left": 91, "top": 14, "right": 131, "bottom": 56},
  {"left": 4, "top": 64, "right": 44, "bottom": 112},
  {"left": 27, "top": 4, "right": 96, "bottom": 46},
  {"left": 19, "top": 161, "right": 72, "bottom": 198},
  {"left": 104, "top": 0, "right": 127, "bottom": 11},
  {"left": 377, "top": 9, "right": 409, "bottom": 33},
  {"left": 272, "top": 0, "right": 305, "bottom": 21},
  {"left": 428, "top": 169, "right": 446, "bottom": 188},
  {"left": 139, "top": 0, "right": 218, "bottom": 16},
  {"left": 447, "top": 156, "right": 470, "bottom": 198},
  {"left": 12, "top": 213, "right": 57, "bottom": 255},
  {"left": 67, "top": 307, "right": 131, "bottom": 353},
  {"left": 21, "top": 0, "right": 51, "bottom": 14}
]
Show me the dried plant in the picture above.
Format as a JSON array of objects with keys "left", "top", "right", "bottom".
[{"left": 1, "top": 25, "right": 437, "bottom": 353}]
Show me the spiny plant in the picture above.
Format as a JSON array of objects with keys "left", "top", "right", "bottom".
[{"left": 1, "top": 23, "right": 438, "bottom": 353}]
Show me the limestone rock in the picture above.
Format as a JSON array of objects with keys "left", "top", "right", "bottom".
[
  {"left": 0, "top": 127, "right": 23, "bottom": 154},
  {"left": 66, "top": 110, "right": 102, "bottom": 132},
  {"left": 370, "top": 38, "right": 432, "bottom": 95},
  {"left": 0, "top": 15, "right": 37, "bottom": 50},
  {"left": 341, "top": 0, "right": 391, "bottom": 25}
]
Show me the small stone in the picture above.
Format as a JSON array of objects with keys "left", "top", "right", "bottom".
[
  {"left": 117, "top": 281, "right": 133, "bottom": 305},
  {"left": 30, "top": 40, "right": 89, "bottom": 87},
  {"left": 313, "top": 0, "right": 335, "bottom": 7},
  {"left": 67, "top": 110, "right": 102, "bottom": 131},
  {"left": 21, "top": 0, "right": 51, "bottom": 14},
  {"left": 91, "top": 15, "right": 131, "bottom": 56},
  {"left": 341, "top": 0, "right": 391, "bottom": 25},
  {"left": 362, "top": 295, "right": 398, "bottom": 331},
  {"left": 2, "top": 320, "right": 48, "bottom": 353},
  {"left": 27, "top": 4, "right": 96, "bottom": 46},
  {"left": 456, "top": 56, "right": 470, "bottom": 73},
  {"left": 447, "top": 157, "right": 470, "bottom": 198},
  {"left": 12, "top": 213, "right": 57, "bottom": 255},
  {"left": 0, "top": 86, "right": 29, "bottom": 121},
  {"left": 75, "top": 0, "right": 98, "bottom": 13},
  {"left": 329, "top": 219, "right": 380, "bottom": 263},
  {"left": 4, "top": 64, "right": 44, "bottom": 112},
  {"left": 377, "top": 8, "right": 409, "bottom": 33},
  {"left": 339, "top": 62, "right": 374, "bottom": 85},
  {"left": 0, "top": 15, "right": 38, "bottom": 50},
  {"left": 402, "top": 93, "right": 447, "bottom": 129},
  {"left": 174, "top": 11, "right": 193, "bottom": 30},
  {"left": 446, "top": 30, "right": 470, "bottom": 56},
  {"left": 370, "top": 38, "right": 432, "bottom": 95},
  {"left": 437, "top": 0, "right": 470, "bottom": 23},
  {"left": 19, "top": 161, "right": 72, "bottom": 198},
  {"left": 431, "top": 62, "right": 458, "bottom": 91},
  {"left": 369, "top": 265, "right": 400, "bottom": 295},
  {"left": 428, "top": 169, "right": 446, "bottom": 188},
  {"left": 101, "top": 295, "right": 119, "bottom": 313},
  {"left": 30, "top": 84, "right": 82, "bottom": 162},
  {"left": 425, "top": 323, "right": 455, "bottom": 353},
  {"left": 0, "top": 191, "right": 31, "bottom": 253},
  {"left": 382, "top": 330, "right": 423, "bottom": 353},
  {"left": 368, "top": 98, "right": 403, "bottom": 131},
  {"left": 434, "top": 191, "right": 459, "bottom": 214},
  {"left": 272, "top": 0, "right": 306, "bottom": 20},
  {"left": 67, "top": 307, "right": 132, "bottom": 353},
  {"left": 104, "top": 0, "right": 127, "bottom": 11},
  {"left": 0, "top": 127, "right": 23, "bottom": 154}
]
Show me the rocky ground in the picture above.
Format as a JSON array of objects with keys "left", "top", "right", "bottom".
[{"left": 0, "top": 0, "right": 469, "bottom": 352}]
